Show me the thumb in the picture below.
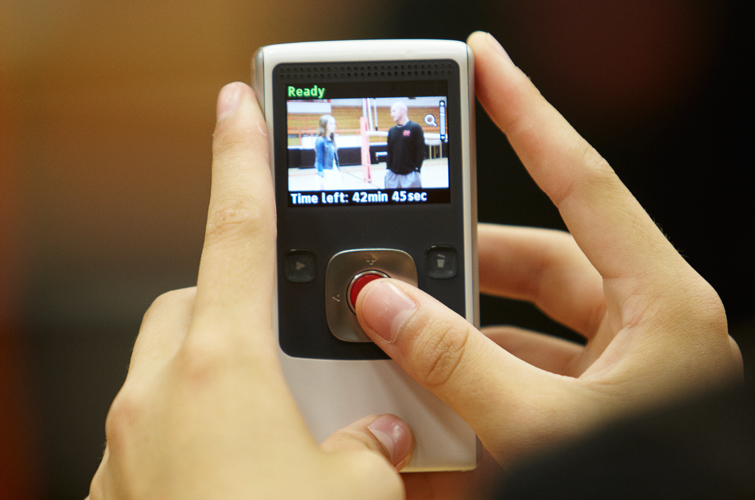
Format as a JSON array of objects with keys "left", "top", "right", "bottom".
[
  {"left": 319, "top": 414, "right": 415, "bottom": 471},
  {"left": 356, "top": 279, "right": 574, "bottom": 459}
]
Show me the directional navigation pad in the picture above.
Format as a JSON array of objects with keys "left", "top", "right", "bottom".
[{"left": 325, "top": 249, "right": 417, "bottom": 342}]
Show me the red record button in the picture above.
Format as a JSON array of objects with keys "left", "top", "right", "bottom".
[{"left": 347, "top": 271, "right": 389, "bottom": 312}]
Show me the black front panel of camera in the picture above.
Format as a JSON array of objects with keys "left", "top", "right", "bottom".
[{"left": 272, "top": 59, "right": 468, "bottom": 360}]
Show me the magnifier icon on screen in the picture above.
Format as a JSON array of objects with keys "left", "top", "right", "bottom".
[{"left": 424, "top": 114, "right": 437, "bottom": 127}]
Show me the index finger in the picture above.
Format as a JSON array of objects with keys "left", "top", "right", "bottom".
[
  {"left": 467, "top": 32, "right": 686, "bottom": 284},
  {"left": 191, "top": 82, "right": 276, "bottom": 344}
]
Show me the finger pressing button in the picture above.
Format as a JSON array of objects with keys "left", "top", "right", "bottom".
[{"left": 347, "top": 270, "right": 389, "bottom": 313}]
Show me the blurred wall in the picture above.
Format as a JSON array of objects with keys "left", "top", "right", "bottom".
[
  {"left": 398, "top": 0, "right": 752, "bottom": 342},
  {"left": 1, "top": 1, "right": 751, "bottom": 498},
  {"left": 1, "top": 2, "right": 389, "bottom": 497}
]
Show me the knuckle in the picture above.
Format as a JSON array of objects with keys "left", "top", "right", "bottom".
[
  {"left": 659, "top": 269, "right": 728, "bottom": 335},
  {"left": 412, "top": 318, "right": 472, "bottom": 388},
  {"left": 143, "top": 288, "right": 195, "bottom": 318},
  {"left": 174, "top": 338, "right": 229, "bottom": 387},
  {"left": 553, "top": 144, "right": 617, "bottom": 206},
  {"left": 204, "top": 196, "right": 274, "bottom": 248},
  {"left": 579, "top": 141, "right": 613, "bottom": 175},
  {"left": 728, "top": 337, "right": 744, "bottom": 374},
  {"left": 104, "top": 388, "right": 141, "bottom": 450},
  {"left": 88, "top": 480, "right": 102, "bottom": 500},
  {"left": 574, "top": 139, "right": 616, "bottom": 185},
  {"left": 156, "top": 287, "right": 196, "bottom": 305},
  {"left": 686, "top": 278, "right": 728, "bottom": 336},
  {"left": 532, "top": 230, "right": 573, "bottom": 300},
  {"left": 214, "top": 107, "right": 268, "bottom": 142},
  {"left": 88, "top": 471, "right": 106, "bottom": 500},
  {"left": 212, "top": 121, "right": 250, "bottom": 156},
  {"left": 648, "top": 271, "right": 739, "bottom": 377},
  {"left": 173, "top": 335, "right": 265, "bottom": 391}
]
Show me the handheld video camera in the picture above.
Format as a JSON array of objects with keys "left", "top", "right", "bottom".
[{"left": 253, "top": 39, "right": 478, "bottom": 471}]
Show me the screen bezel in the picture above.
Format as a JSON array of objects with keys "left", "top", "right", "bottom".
[{"left": 272, "top": 60, "right": 463, "bottom": 213}]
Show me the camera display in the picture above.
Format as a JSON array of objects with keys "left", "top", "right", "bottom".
[
  {"left": 283, "top": 71, "right": 453, "bottom": 207},
  {"left": 286, "top": 94, "right": 450, "bottom": 206}
]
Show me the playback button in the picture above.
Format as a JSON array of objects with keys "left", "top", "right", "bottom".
[
  {"left": 425, "top": 245, "right": 458, "bottom": 279},
  {"left": 283, "top": 249, "right": 317, "bottom": 283}
]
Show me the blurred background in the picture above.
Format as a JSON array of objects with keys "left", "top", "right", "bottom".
[{"left": 1, "top": 0, "right": 751, "bottom": 498}]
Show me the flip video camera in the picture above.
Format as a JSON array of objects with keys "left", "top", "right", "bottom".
[{"left": 253, "top": 39, "right": 478, "bottom": 471}]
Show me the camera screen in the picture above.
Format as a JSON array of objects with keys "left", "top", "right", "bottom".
[{"left": 285, "top": 89, "right": 451, "bottom": 207}]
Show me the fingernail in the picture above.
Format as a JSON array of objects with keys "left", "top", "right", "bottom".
[
  {"left": 486, "top": 32, "right": 512, "bottom": 62},
  {"left": 217, "top": 82, "right": 244, "bottom": 122},
  {"left": 359, "top": 281, "right": 417, "bottom": 343},
  {"left": 368, "top": 415, "right": 413, "bottom": 468}
]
